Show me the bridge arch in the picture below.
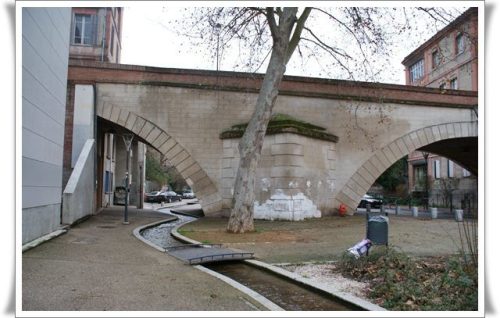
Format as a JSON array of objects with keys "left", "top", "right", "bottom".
[
  {"left": 337, "top": 121, "right": 478, "bottom": 214},
  {"left": 97, "top": 102, "right": 222, "bottom": 215}
]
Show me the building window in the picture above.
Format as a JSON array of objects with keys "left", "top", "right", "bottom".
[
  {"left": 73, "top": 13, "right": 96, "bottom": 45},
  {"left": 104, "top": 171, "right": 114, "bottom": 193},
  {"left": 463, "top": 168, "right": 471, "bottom": 177},
  {"left": 447, "top": 160, "right": 454, "bottom": 178},
  {"left": 450, "top": 77, "right": 458, "bottom": 90},
  {"left": 409, "top": 59, "right": 424, "bottom": 83},
  {"left": 433, "top": 159, "right": 441, "bottom": 179},
  {"left": 432, "top": 50, "right": 441, "bottom": 69},
  {"left": 456, "top": 33, "right": 465, "bottom": 55},
  {"left": 414, "top": 165, "right": 426, "bottom": 190}
]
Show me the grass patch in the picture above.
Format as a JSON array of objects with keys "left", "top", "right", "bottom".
[
  {"left": 336, "top": 247, "right": 477, "bottom": 311},
  {"left": 219, "top": 113, "right": 338, "bottom": 142},
  {"left": 177, "top": 228, "right": 194, "bottom": 236},
  {"left": 255, "top": 227, "right": 264, "bottom": 233}
]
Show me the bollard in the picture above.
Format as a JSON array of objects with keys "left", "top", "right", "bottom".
[
  {"left": 412, "top": 206, "right": 419, "bottom": 218},
  {"left": 395, "top": 205, "right": 401, "bottom": 215},
  {"left": 455, "top": 209, "right": 463, "bottom": 222},
  {"left": 431, "top": 207, "right": 438, "bottom": 219}
]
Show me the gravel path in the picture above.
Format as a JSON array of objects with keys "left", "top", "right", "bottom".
[{"left": 277, "top": 262, "right": 370, "bottom": 301}]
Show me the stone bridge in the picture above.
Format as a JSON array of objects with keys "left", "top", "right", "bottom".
[{"left": 68, "top": 60, "right": 478, "bottom": 219}]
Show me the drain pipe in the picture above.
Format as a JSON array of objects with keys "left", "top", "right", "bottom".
[{"left": 93, "top": 84, "right": 98, "bottom": 212}]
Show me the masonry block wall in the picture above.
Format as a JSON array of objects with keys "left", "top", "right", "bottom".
[
  {"left": 22, "top": 8, "right": 71, "bottom": 244},
  {"left": 221, "top": 133, "right": 337, "bottom": 219}
]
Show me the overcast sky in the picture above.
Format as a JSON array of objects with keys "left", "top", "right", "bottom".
[{"left": 120, "top": 4, "right": 469, "bottom": 85}]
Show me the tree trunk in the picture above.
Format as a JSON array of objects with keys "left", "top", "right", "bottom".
[{"left": 227, "top": 9, "right": 297, "bottom": 233}]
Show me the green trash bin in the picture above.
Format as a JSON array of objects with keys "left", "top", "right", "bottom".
[{"left": 366, "top": 213, "right": 389, "bottom": 246}]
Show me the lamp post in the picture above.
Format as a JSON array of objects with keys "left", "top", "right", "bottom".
[
  {"left": 215, "top": 23, "right": 222, "bottom": 71},
  {"left": 422, "top": 151, "right": 429, "bottom": 211},
  {"left": 122, "top": 133, "right": 134, "bottom": 224}
]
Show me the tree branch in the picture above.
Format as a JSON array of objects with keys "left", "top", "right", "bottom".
[
  {"left": 300, "top": 37, "right": 355, "bottom": 79},
  {"left": 285, "top": 7, "right": 311, "bottom": 64},
  {"left": 266, "top": 7, "right": 279, "bottom": 40},
  {"left": 304, "top": 27, "right": 351, "bottom": 59},
  {"left": 312, "top": 8, "right": 369, "bottom": 66}
]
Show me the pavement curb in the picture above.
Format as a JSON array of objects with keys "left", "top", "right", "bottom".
[
  {"left": 244, "top": 259, "right": 387, "bottom": 311},
  {"left": 22, "top": 227, "right": 69, "bottom": 252},
  {"left": 194, "top": 265, "right": 284, "bottom": 311}
]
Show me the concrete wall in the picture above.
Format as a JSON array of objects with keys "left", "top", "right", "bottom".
[
  {"left": 95, "top": 83, "right": 476, "bottom": 216},
  {"left": 62, "top": 140, "right": 95, "bottom": 224},
  {"left": 22, "top": 7, "right": 71, "bottom": 244},
  {"left": 72, "top": 85, "right": 95, "bottom": 166}
]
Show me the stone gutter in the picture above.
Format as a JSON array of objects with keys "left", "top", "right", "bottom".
[{"left": 171, "top": 222, "right": 387, "bottom": 312}]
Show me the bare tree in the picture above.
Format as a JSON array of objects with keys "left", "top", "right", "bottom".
[{"left": 173, "top": 6, "right": 464, "bottom": 233}]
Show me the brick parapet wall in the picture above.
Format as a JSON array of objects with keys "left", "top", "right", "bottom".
[{"left": 68, "top": 60, "right": 477, "bottom": 109}]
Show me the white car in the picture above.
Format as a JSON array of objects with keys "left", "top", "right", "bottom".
[
  {"left": 181, "top": 190, "right": 196, "bottom": 199},
  {"left": 358, "top": 194, "right": 383, "bottom": 209}
]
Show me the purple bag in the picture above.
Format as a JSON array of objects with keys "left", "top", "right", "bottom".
[{"left": 347, "top": 239, "right": 372, "bottom": 258}]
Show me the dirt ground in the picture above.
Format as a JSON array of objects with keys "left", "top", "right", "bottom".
[{"left": 179, "top": 214, "right": 469, "bottom": 264}]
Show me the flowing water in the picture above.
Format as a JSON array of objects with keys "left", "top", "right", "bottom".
[
  {"left": 206, "top": 261, "right": 360, "bottom": 311},
  {"left": 140, "top": 209, "right": 195, "bottom": 249}
]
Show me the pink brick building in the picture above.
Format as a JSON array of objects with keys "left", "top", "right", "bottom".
[{"left": 402, "top": 8, "right": 478, "bottom": 208}]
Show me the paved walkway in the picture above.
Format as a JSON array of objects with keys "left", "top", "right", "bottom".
[{"left": 22, "top": 206, "right": 266, "bottom": 311}]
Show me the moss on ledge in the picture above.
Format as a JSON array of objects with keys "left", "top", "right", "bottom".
[{"left": 219, "top": 113, "right": 338, "bottom": 142}]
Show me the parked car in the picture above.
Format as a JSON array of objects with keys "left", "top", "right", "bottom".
[
  {"left": 144, "top": 191, "right": 162, "bottom": 203},
  {"left": 159, "top": 191, "right": 182, "bottom": 203},
  {"left": 181, "top": 190, "right": 196, "bottom": 199},
  {"left": 358, "top": 194, "right": 383, "bottom": 209}
]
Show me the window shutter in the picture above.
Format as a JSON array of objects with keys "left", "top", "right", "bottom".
[
  {"left": 434, "top": 160, "right": 441, "bottom": 179},
  {"left": 91, "top": 14, "right": 97, "bottom": 45},
  {"left": 447, "top": 160, "right": 454, "bottom": 178}
]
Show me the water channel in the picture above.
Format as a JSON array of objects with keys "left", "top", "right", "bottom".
[{"left": 140, "top": 208, "right": 361, "bottom": 311}]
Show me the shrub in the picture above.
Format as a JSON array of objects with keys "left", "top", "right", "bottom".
[{"left": 337, "top": 247, "right": 477, "bottom": 310}]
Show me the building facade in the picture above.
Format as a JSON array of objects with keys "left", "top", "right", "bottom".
[
  {"left": 69, "top": 7, "right": 123, "bottom": 63},
  {"left": 402, "top": 8, "right": 478, "bottom": 91},
  {"left": 22, "top": 8, "right": 72, "bottom": 244},
  {"left": 403, "top": 8, "right": 478, "bottom": 208}
]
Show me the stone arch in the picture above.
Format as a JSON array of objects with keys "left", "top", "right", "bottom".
[
  {"left": 97, "top": 102, "right": 222, "bottom": 215},
  {"left": 336, "top": 121, "right": 478, "bottom": 214}
]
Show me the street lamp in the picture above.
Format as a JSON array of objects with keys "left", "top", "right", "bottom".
[
  {"left": 215, "top": 23, "right": 222, "bottom": 71},
  {"left": 122, "top": 133, "right": 134, "bottom": 224},
  {"left": 422, "top": 151, "right": 429, "bottom": 211}
]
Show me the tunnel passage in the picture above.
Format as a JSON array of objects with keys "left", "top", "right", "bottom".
[{"left": 96, "top": 105, "right": 223, "bottom": 216}]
